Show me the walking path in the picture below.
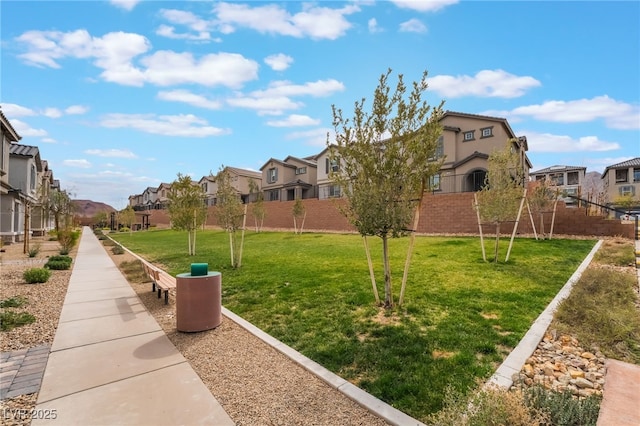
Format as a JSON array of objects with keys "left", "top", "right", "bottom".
[
  {"left": 2, "top": 230, "right": 640, "bottom": 425},
  {"left": 29, "top": 227, "right": 234, "bottom": 425}
]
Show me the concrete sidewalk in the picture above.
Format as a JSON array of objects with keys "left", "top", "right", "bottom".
[{"left": 32, "top": 227, "right": 234, "bottom": 425}]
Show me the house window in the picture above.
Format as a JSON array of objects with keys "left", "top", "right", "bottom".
[
  {"left": 328, "top": 184, "right": 341, "bottom": 198},
  {"left": 429, "top": 174, "right": 441, "bottom": 191},
  {"left": 326, "top": 158, "right": 339, "bottom": 174},
  {"left": 634, "top": 168, "right": 640, "bottom": 182},
  {"left": 480, "top": 127, "right": 493, "bottom": 138},
  {"left": 535, "top": 175, "right": 545, "bottom": 181},
  {"left": 296, "top": 167, "right": 307, "bottom": 175},
  {"left": 567, "top": 171, "right": 579, "bottom": 185},
  {"left": 619, "top": 186, "right": 635, "bottom": 197},
  {"left": 550, "top": 172, "right": 564, "bottom": 186},
  {"left": 268, "top": 167, "right": 278, "bottom": 183},
  {"left": 463, "top": 131, "right": 475, "bottom": 141},
  {"left": 202, "top": 182, "right": 208, "bottom": 192},
  {"left": 430, "top": 136, "right": 444, "bottom": 161},
  {"left": 30, "top": 164, "right": 36, "bottom": 191},
  {"left": 268, "top": 189, "right": 279, "bottom": 201},
  {"left": 615, "top": 169, "right": 628, "bottom": 183}
]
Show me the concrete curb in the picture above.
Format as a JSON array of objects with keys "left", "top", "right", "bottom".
[
  {"left": 222, "top": 308, "right": 426, "bottom": 426},
  {"left": 486, "top": 239, "right": 603, "bottom": 389}
]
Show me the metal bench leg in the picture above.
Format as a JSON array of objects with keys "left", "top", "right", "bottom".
[
  {"left": 152, "top": 282, "right": 156, "bottom": 292},
  {"left": 157, "top": 288, "right": 162, "bottom": 298},
  {"left": 164, "top": 290, "right": 169, "bottom": 304}
]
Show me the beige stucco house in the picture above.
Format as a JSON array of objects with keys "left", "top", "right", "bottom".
[
  {"left": 601, "top": 157, "right": 640, "bottom": 217},
  {"left": 529, "top": 165, "right": 587, "bottom": 206},
  {"left": 434, "top": 111, "right": 531, "bottom": 193},
  {"left": 260, "top": 156, "right": 317, "bottom": 201}
]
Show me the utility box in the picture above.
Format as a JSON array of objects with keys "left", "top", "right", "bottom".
[{"left": 176, "top": 265, "right": 221, "bottom": 332}]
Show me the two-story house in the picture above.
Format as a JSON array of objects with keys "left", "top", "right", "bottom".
[
  {"left": 315, "top": 145, "right": 342, "bottom": 199},
  {"left": 0, "top": 144, "right": 42, "bottom": 242},
  {"left": 224, "top": 166, "right": 263, "bottom": 203},
  {"left": 0, "top": 110, "right": 22, "bottom": 243},
  {"left": 601, "top": 157, "right": 640, "bottom": 217},
  {"left": 155, "top": 182, "right": 172, "bottom": 209},
  {"left": 199, "top": 175, "right": 217, "bottom": 206},
  {"left": 260, "top": 156, "right": 317, "bottom": 201},
  {"left": 433, "top": 111, "right": 531, "bottom": 193},
  {"left": 141, "top": 186, "right": 158, "bottom": 210},
  {"left": 529, "top": 165, "right": 587, "bottom": 206},
  {"left": 31, "top": 159, "right": 56, "bottom": 236}
]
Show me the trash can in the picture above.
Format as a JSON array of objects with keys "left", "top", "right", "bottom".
[{"left": 176, "top": 264, "right": 222, "bottom": 332}]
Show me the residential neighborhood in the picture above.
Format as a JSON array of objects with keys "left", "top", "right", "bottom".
[{"left": 125, "top": 111, "right": 640, "bottom": 221}]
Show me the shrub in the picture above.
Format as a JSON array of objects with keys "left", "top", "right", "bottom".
[
  {"left": 523, "top": 385, "right": 601, "bottom": 426},
  {"left": 111, "top": 244, "right": 125, "bottom": 255},
  {"left": 119, "top": 227, "right": 130, "bottom": 233},
  {"left": 48, "top": 255, "right": 72, "bottom": 263},
  {"left": 427, "top": 385, "right": 548, "bottom": 426},
  {"left": 0, "top": 296, "right": 27, "bottom": 308},
  {"left": 57, "top": 229, "right": 80, "bottom": 254},
  {"left": 27, "top": 244, "right": 41, "bottom": 258},
  {"left": 0, "top": 311, "right": 36, "bottom": 331},
  {"left": 23, "top": 268, "right": 51, "bottom": 284},
  {"left": 45, "top": 260, "right": 71, "bottom": 270}
]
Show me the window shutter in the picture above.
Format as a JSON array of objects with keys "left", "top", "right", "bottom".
[{"left": 326, "top": 158, "right": 329, "bottom": 174}]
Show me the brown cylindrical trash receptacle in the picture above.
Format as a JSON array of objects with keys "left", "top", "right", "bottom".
[{"left": 176, "top": 271, "right": 222, "bottom": 332}]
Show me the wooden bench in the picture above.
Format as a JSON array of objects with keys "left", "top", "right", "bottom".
[{"left": 142, "top": 262, "right": 176, "bottom": 304}]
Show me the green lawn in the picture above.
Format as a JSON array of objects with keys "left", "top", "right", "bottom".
[{"left": 110, "top": 229, "right": 595, "bottom": 420}]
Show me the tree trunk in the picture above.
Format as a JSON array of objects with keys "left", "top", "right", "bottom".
[
  {"left": 549, "top": 197, "right": 559, "bottom": 239},
  {"left": 382, "top": 234, "right": 393, "bottom": 307},
  {"left": 238, "top": 204, "right": 247, "bottom": 268},
  {"left": 229, "top": 232, "right": 235, "bottom": 268},
  {"left": 526, "top": 201, "right": 538, "bottom": 240},
  {"left": 400, "top": 201, "right": 421, "bottom": 306},
  {"left": 300, "top": 212, "right": 306, "bottom": 234},
  {"left": 494, "top": 222, "right": 500, "bottom": 263},
  {"left": 362, "top": 236, "right": 380, "bottom": 306},
  {"left": 505, "top": 188, "right": 527, "bottom": 262},
  {"left": 474, "top": 193, "right": 487, "bottom": 262}
]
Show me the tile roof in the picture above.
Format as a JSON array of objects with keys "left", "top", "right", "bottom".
[
  {"left": 530, "top": 165, "right": 587, "bottom": 174},
  {"left": 9, "top": 143, "right": 39, "bottom": 157},
  {"left": 601, "top": 157, "right": 640, "bottom": 179}
]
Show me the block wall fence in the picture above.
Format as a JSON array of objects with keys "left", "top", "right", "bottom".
[{"left": 145, "top": 192, "right": 636, "bottom": 239}]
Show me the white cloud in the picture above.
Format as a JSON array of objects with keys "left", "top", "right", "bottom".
[
  {"left": 155, "top": 25, "right": 211, "bottom": 41},
  {"left": 257, "top": 79, "right": 346, "bottom": 98},
  {"left": 508, "top": 96, "right": 640, "bottom": 130},
  {"left": 156, "top": 10, "right": 212, "bottom": 41},
  {"left": 10, "top": 119, "right": 48, "bottom": 137},
  {"left": 368, "top": 18, "right": 383, "bottom": 33},
  {"left": 1, "top": 103, "right": 36, "bottom": 117},
  {"left": 585, "top": 156, "right": 635, "bottom": 173},
  {"left": 399, "top": 19, "right": 427, "bottom": 33},
  {"left": 428, "top": 69, "right": 541, "bottom": 98},
  {"left": 140, "top": 51, "right": 258, "bottom": 88},
  {"left": 65, "top": 105, "right": 89, "bottom": 115},
  {"left": 85, "top": 149, "right": 138, "bottom": 159},
  {"left": 63, "top": 159, "right": 92, "bottom": 168},
  {"left": 41, "top": 138, "right": 57, "bottom": 144},
  {"left": 100, "top": 113, "right": 230, "bottom": 137},
  {"left": 43, "top": 108, "right": 62, "bottom": 118},
  {"left": 391, "top": 0, "right": 459, "bottom": 12},
  {"left": 525, "top": 131, "right": 620, "bottom": 153},
  {"left": 15, "top": 29, "right": 258, "bottom": 89},
  {"left": 157, "top": 90, "right": 223, "bottom": 110},
  {"left": 213, "top": 2, "right": 359, "bottom": 40},
  {"left": 228, "top": 79, "right": 345, "bottom": 115},
  {"left": 227, "top": 96, "right": 304, "bottom": 116},
  {"left": 264, "top": 53, "right": 294, "bottom": 71},
  {"left": 109, "top": 0, "right": 140, "bottom": 11},
  {"left": 286, "top": 128, "right": 334, "bottom": 147},
  {"left": 266, "top": 114, "right": 321, "bottom": 127}
]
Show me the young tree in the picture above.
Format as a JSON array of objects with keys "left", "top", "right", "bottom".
[
  {"left": 119, "top": 205, "right": 136, "bottom": 234},
  {"left": 94, "top": 211, "right": 109, "bottom": 229},
  {"left": 292, "top": 198, "right": 306, "bottom": 235},
  {"left": 527, "top": 178, "right": 559, "bottom": 239},
  {"left": 215, "top": 167, "right": 245, "bottom": 268},
  {"left": 248, "top": 178, "right": 265, "bottom": 232},
  {"left": 475, "top": 141, "right": 526, "bottom": 262},
  {"left": 47, "top": 188, "right": 73, "bottom": 232},
  {"left": 329, "top": 68, "right": 444, "bottom": 308},
  {"left": 167, "top": 173, "right": 207, "bottom": 256}
]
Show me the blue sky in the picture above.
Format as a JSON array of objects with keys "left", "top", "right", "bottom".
[{"left": 1, "top": 0, "right": 639, "bottom": 209}]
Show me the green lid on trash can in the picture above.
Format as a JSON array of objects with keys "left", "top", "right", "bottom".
[{"left": 191, "top": 263, "right": 208, "bottom": 276}]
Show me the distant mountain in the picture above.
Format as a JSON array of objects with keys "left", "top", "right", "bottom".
[
  {"left": 72, "top": 199, "right": 117, "bottom": 218},
  {"left": 583, "top": 171, "right": 604, "bottom": 197}
]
